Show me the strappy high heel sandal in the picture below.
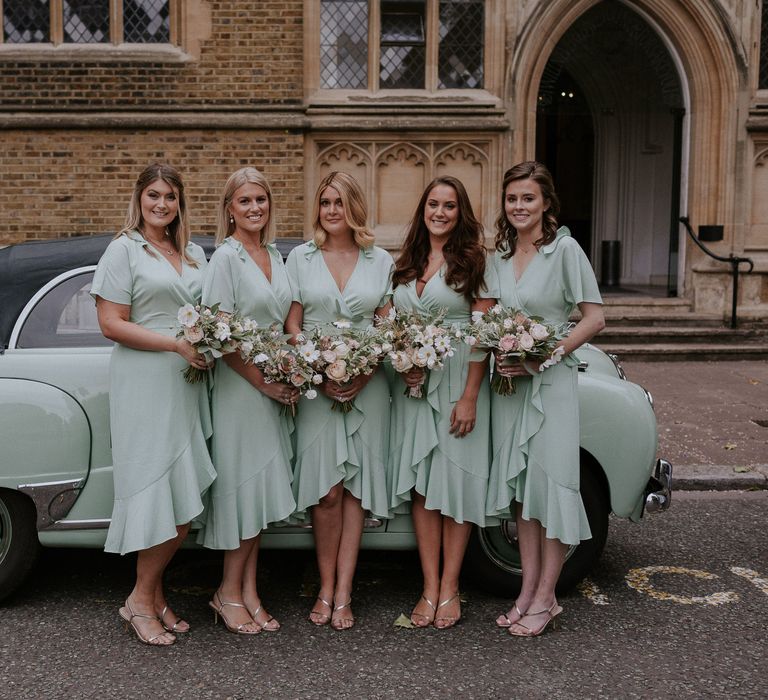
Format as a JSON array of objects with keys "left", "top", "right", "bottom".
[
  {"left": 508, "top": 601, "right": 563, "bottom": 637},
  {"left": 496, "top": 602, "right": 525, "bottom": 628},
  {"left": 208, "top": 591, "right": 261, "bottom": 635},
  {"left": 249, "top": 603, "right": 280, "bottom": 632},
  {"left": 119, "top": 600, "right": 175, "bottom": 646},
  {"left": 409, "top": 595, "right": 437, "bottom": 628},
  {"left": 434, "top": 593, "right": 461, "bottom": 629},
  {"left": 159, "top": 605, "right": 190, "bottom": 634},
  {"left": 330, "top": 598, "right": 355, "bottom": 631},
  {"left": 308, "top": 596, "right": 333, "bottom": 626}
]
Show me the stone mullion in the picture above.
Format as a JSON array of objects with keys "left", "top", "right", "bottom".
[
  {"left": 169, "top": 0, "right": 180, "bottom": 46},
  {"left": 425, "top": 0, "right": 439, "bottom": 91},
  {"left": 110, "top": 0, "right": 123, "bottom": 44},
  {"left": 50, "top": 0, "right": 63, "bottom": 44},
  {"left": 369, "top": 0, "right": 381, "bottom": 91}
]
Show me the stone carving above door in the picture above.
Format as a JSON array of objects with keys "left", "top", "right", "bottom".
[{"left": 310, "top": 136, "right": 499, "bottom": 249}]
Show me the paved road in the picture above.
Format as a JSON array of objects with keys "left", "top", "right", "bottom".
[{"left": 1, "top": 491, "right": 766, "bottom": 700}]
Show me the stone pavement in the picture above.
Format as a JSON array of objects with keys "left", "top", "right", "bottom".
[{"left": 617, "top": 359, "right": 768, "bottom": 491}]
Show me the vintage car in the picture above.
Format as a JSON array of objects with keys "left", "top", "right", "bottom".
[{"left": 0, "top": 234, "right": 671, "bottom": 602}]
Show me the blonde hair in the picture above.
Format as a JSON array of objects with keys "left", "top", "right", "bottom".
[
  {"left": 216, "top": 167, "right": 277, "bottom": 246},
  {"left": 118, "top": 162, "right": 197, "bottom": 266},
  {"left": 311, "top": 171, "right": 374, "bottom": 249}
]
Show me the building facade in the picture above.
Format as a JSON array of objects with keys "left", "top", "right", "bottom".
[{"left": 1, "top": 0, "right": 767, "bottom": 319}]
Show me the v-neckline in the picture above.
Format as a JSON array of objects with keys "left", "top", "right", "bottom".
[
  {"left": 415, "top": 267, "right": 442, "bottom": 299},
  {"left": 146, "top": 240, "right": 183, "bottom": 277},
  {"left": 513, "top": 249, "right": 538, "bottom": 284},
  {"left": 320, "top": 248, "right": 361, "bottom": 295},
  {"left": 242, "top": 244, "right": 273, "bottom": 285}
]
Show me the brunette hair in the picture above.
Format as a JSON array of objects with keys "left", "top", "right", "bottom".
[
  {"left": 216, "top": 167, "right": 276, "bottom": 245},
  {"left": 311, "top": 171, "right": 375, "bottom": 248},
  {"left": 494, "top": 161, "right": 560, "bottom": 259},
  {"left": 118, "top": 162, "right": 197, "bottom": 266},
  {"left": 393, "top": 176, "right": 487, "bottom": 302}
]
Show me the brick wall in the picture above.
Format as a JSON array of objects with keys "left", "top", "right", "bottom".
[
  {"left": 0, "top": 1, "right": 304, "bottom": 108},
  {"left": 0, "top": 129, "right": 305, "bottom": 246}
]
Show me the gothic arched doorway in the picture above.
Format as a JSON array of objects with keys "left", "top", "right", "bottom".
[{"left": 535, "top": 0, "right": 684, "bottom": 295}]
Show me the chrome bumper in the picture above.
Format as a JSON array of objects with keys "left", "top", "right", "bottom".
[{"left": 644, "top": 459, "right": 672, "bottom": 513}]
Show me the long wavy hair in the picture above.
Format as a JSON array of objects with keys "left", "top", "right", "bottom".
[
  {"left": 494, "top": 161, "right": 560, "bottom": 259},
  {"left": 216, "top": 167, "right": 276, "bottom": 245},
  {"left": 118, "top": 162, "right": 197, "bottom": 266},
  {"left": 393, "top": 176, "right": 486, "bottom": 302},
  {"left": 311, "top": 171, "right": 375, "bottom": 249}
]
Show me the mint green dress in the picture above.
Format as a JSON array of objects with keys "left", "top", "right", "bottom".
[
  {"left": 388, "top": 265, "right": 498, "bottom": 526},
  {"left": 285, "top": 241, "right": 394, "bottom": 519},
  {"left": 197, "top": 238, "right": 296, "bottom": 549},
  {"left": 90, "top": 231, "right": 216, "bottom": 555},
  {"left": 486, "top": 227, "right": 602, "bottom": 545}
]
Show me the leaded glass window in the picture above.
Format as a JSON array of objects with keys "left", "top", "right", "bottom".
[
  {"left": 438, "top": 0, "right": 483, "bottom": 89},
  {"left": 318, "top": 0, "right": 485, "bottom": 92},
  {"left": 760, "top": 1, "right": 768, "bottom": 89},
  {"left": 380, "top": 0, "right": 425, "bottom": 89},
  {"left": 0, "top": 0, "right": 171, "bottom": 45},
  {"left": 63, "top": 0, "right": 109, "bottom": 43},
  {"left": 124, "top": 0, "right": 170, "bottom": 44},
  {"left": 2, "top": 0, "right": 51, "bottom": 43},
  {"left": 320, "top": 0, "right": 369, "bottom": 89}
]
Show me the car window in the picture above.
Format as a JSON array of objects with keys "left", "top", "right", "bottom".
[{"left": 16, "top": 272, "right": 112, "bottom": 349}]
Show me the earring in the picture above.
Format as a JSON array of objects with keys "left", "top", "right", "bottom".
[{"left": 229, "top": 214, "right": 234, "bottom": 224}]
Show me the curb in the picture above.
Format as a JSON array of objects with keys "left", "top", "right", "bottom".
[{"left": 672, "top": 464, "right": 768, "bottom": 491}]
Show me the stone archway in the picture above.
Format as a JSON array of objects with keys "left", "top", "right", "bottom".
[
  {"left": 508, "top": 0, "right": 745, "bottom": 297},
  {"left": 535, "top": 1, "right": 684, "bottom": 291}
]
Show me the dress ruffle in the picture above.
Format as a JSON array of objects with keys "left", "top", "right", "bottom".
[
  {"left": 196, "top": 360, "right": 296, "bottom": 549},
  {"left": 389, "top": 348, "right": 491, "bottom": 527},
  {"left": 291, "top": 372, "right": 390, "bottom": 520},
  {"left": 486, "top": 360, "right": 591, "bottom": 545},
  {"left": 104, "top": 425, "right": 216, "bottom": 555}
]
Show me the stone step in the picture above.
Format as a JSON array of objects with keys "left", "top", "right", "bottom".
[
  {"left": 601, "top": 313, "right": 726, "bottom": 327},
  {"left": 593, "top": 342, "right": 768, "bottom": 361},
  {"left": 597, "top": 326, "right": 768, "bottom": 344}
]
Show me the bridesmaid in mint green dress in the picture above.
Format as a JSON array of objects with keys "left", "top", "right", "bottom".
[
  {"left": 285, "top": 172, "right": 393, "bottom": 631},
  {"left": 92, "top": 163, "right": 216, "bottom": 646},
  {"left": 389, "top": 176, "right": 496, "bottom": 630},
  {"left": 198, "top": 168, "right": 297, "bottom": 636},
  {"left": 487, "top": 162, "right": 604, "bottom": 637}
]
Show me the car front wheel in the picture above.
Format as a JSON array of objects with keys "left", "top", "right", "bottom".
[
  {"left": 0, "top": 489, "right": 39, "bottom": 602},
  {"left": 463, "top": 465, "right": 610, "bottom": 596}
]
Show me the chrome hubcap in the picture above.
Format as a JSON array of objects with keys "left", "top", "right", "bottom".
[
  {"left": 0, "top": 498, "right": 12, "bottom": 566},
  {"left": 478, "top": 520, "right": 578, "bottom": 575}
]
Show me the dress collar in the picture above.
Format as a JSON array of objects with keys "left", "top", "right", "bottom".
[
  {"left": 540, "top": 226, "right": 571, "bottom": 256},
  {"left": 223, "top": 235, "right": 279, "bottom": 262},
  {"left": 124, "top": 228, "right": 194, "bottom": 251},
  {"left": 304, "top": 240, "right": 373, "bottom": 260}
]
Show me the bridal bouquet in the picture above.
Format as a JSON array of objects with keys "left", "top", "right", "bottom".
[
  {"left": 306, "top": 320, "right": 390, "bottom": 413},
  {"left": 176, "top": 303, "right": 249, "bottom": 383},
  {"left": 376, "top": 307, "right": 455, "bottom": 398},
  {"left": 461, "top": 304, "right": 571, "bottom": 395},
  {"left": 239, "top": 321, "right": 322, "bottom": 415}
]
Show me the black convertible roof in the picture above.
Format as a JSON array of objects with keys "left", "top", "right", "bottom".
[{"left": 0, "top": 233, "right": 302, "bottom": 350}]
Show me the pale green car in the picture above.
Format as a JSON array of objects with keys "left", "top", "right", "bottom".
[{"left": 0, "top": 235, "right": 671, "bottom": 602}]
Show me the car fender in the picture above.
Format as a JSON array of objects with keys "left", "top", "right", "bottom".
[
  {"left": 578, "top": 372, "right": 658, "bottom": 519},
  {"left": 0, "top": 378, "right": 91, "bottom": 527}
]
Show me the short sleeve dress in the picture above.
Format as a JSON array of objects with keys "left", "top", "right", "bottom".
[
  {"left": 90, "top": 231, "right": 216, "bottom": 555},
  {"left": 285, "top": 241, "right": 394, "bottom": 520},
  {"left": 486, "top": 227, "right": 602, "bottom": 545},
  {"left": 196, "top": 238, "right": 296, "bottom": 549},
  {"left": 388, "top": 263, "right": 499, "bottom": 526}
]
